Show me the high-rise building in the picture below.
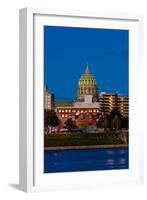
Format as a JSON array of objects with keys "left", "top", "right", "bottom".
[
  {"left": 99, "top": 92, "right": 117, "bottom": 116},
  {"left": 44, "top": 86, "right": 55, "bottom": 110},
  {"left": 77, "top": 64, "right": 99, "bottom": 102},
  {"left": 99, "top": 92, "right": 129, "bottom": 117},
  {"left": 117, "top": 96, "right": 129, "bottom": 117}
]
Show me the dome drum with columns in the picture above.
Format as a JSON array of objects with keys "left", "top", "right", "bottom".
[{"left": 77, "top": 64, "right": 99, "bottom": 102}]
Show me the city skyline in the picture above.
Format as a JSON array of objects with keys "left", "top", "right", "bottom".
[{"left": 44, "top": 26, "right": 129, "bottom": 100}]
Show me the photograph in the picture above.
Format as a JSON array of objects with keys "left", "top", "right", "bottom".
[{"left": 44, "top": 25, "right": 129, "bottom": 173}]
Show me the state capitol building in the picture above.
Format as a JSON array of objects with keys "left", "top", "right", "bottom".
[{"left": 44, "top": 64, "right": 129, "bottom": 122}]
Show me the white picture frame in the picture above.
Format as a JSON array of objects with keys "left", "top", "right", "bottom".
[{"left": 19, "top": 7, "right": 144, "bottom": 192}]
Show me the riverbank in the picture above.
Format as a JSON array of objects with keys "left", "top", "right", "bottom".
[
  {"left": 45, "top": 144, "right": 128, "bottom": 151},
  {"left": 44, "top": 131, "right": 128, "bottom": 148}
]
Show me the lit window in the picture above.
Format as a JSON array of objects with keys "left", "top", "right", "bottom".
[
  {"left": 59, "top": 110, "right": 61, "bottom": 113},
  {"left": 62, "top": 114, "right": 64, "bottom": 118},
  {"left": 69, "top": 109, "right": 71, "bottom": 112},
  {"left": 62, "top": 110, "right": 64, "bottom": 113},
  {"left": 65, "top": 110, "right": 68, "bottom": 113}
]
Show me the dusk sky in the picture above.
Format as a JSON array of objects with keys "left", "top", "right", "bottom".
[{"left": 44, "top": 26, "right": 128, "bottom": 100}]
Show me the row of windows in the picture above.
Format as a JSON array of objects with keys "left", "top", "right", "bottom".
[
  {"left": 61, "top": 114, "right": 68, "bottom": 118},
  {"left": 100, "top": 107, "right": 129, "bottom": 110},
  {"left": 58, "top": 109, "right": 72, "bottom": 113},
  {"left": 100, "top": 98, "right": 128, "bottom": 101},
  {"left": 99, "top": 96, "right": 117, "bottom": 99},
  {"left": 79, "top": 80, "right": 96, "bottom": 84},
  {"left": 100, "top": 102, "right": 128, "bottom": 105},
  {"left": 79, "top": 87, "right": 96, "bottom": 91},
  {"left": 58, "top": 109, "right": 99, "bottom": 114}
]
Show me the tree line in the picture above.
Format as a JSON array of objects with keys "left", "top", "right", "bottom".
[{"left": 44, "top": 108, "right": 128, "bottom": 132}]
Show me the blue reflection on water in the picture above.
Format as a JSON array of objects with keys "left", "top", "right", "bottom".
[{"left": 44, "top": 147, "right": 129, "bottom": 173}]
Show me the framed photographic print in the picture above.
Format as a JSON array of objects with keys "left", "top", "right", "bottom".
[{"left": 19, "top": 8, "right": 144, "bottom": 192}]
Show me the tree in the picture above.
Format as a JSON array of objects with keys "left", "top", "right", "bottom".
[
  {"left": 107, "top": 108, "right": 122, "bottom": 128},
  {"left": 44, "top": 110, "right": 59, "bottom": 127},
  {"left": 121, "top": 116, "right": 129, "bottom": 129},
  {"left": 86, "top": 114, "right": 96, "bottom": 125},
  {"left": 65, "top": 118, "right": 74, "bottom": 131},
  {"left": 76, "top": 114, "right": 88, "bottom": 129},
  {"left": 97, "top": 117, "right": 108, "bottom": 131},
  {"left": 111, "top": 114, "right": 121, "bottom": 130}
]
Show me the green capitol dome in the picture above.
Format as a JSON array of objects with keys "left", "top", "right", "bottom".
[{"left": 77, "top": 64, "right": 99, "bottom": 101}]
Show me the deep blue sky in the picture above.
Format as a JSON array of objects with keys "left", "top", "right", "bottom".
[{"left": 44, "top": 26, "right": 128, "bottom": 100}]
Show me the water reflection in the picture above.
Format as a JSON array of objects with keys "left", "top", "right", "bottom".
[
  {"left": 44, "top": 147, "right": 128, "bottom": 173},
  {"left": 106, "top": 159, "right": 115, "bottom": 165},
  {"left": 119, "top": 158, "right": 126, "bottom": 165},
  {"left": 119, "top": 150, "right": 126, "bottom": 155},
  {"left": 107, "top": 150, "right": 114, "bottom": 155}
]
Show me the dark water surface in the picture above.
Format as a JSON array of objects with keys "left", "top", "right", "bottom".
[{"left": 44, "top": 147, "right": 129, "bottom": 173}]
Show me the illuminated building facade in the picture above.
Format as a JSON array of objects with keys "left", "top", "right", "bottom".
[
  {"left": 77, "top": 64, "right": 99, "bottom": 102},
  {"left": 44, "top": 64, "right": 129, "bottom": 123},
  {"left": 55, "top": 65, "right": 100, "bottom": 121},
  {"left": 117, "top": 96, "right": 129, "bottom": 117},
  {"left": 56, "top": 101, "right": 100, "bottom": 120},
  {"left": 99, "top": 93, "right": 117, "bottom": 116},
  {"left": 56, "top": 94, "right": 100, "bottom": 121},
  {"left": 44, "top": 86, "right": 55, "bottom": 110},
  {"left": 99, "top": 92, "right": 129, "bottom": 117}
]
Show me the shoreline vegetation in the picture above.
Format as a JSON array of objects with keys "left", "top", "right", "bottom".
[
  {"left": 45, "top": 144, "right": 128, "bottom": 151},
  {"left": 44, "top": 131, "right": 128, "bottom": 150}
]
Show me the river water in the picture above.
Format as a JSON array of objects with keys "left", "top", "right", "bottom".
[{"left": 44, "top": 147, "right": 128, "bottom": 173}]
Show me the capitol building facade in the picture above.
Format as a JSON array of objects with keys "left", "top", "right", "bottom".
[
  {"left": 77, "top": 65, "right": 99, "bottom": 102},
  {"left": 55, "top": 64, "right": 101, "bottom": 122},
  {"left": 44, "top": 64, "right": 129, "bottom": 123}
]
